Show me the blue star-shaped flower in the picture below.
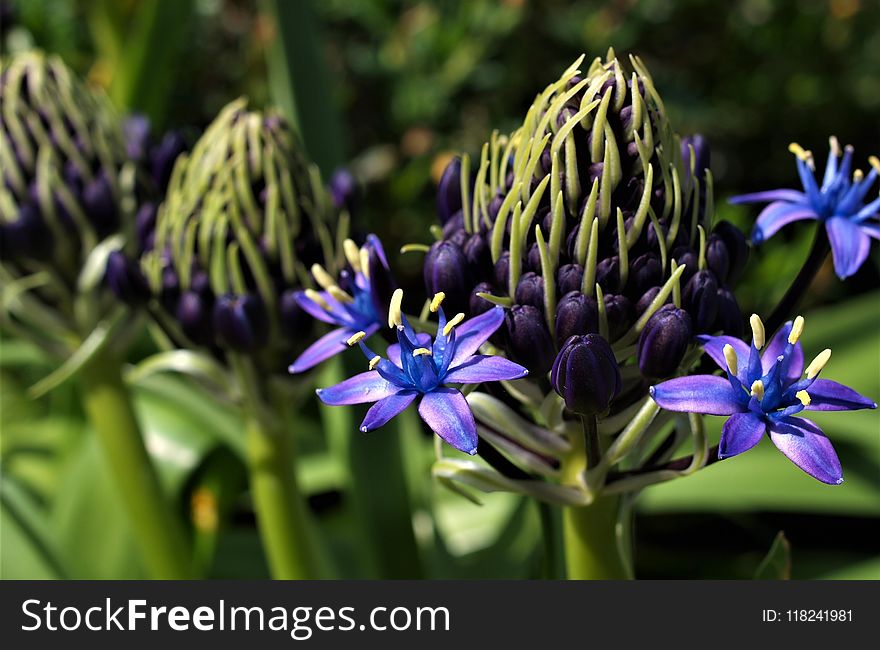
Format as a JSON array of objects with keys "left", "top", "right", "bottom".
[
  {"left": 730, "top": 138, "right": 880, "bottom": 279},
  {"left": 650, "top": 313, "right": 876, "bottom": 484},
  {"left": 316, "top": 291, "right": 528, "bottom": 455}
]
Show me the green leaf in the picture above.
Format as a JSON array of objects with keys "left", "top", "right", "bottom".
[
  {"left": 126, "top": 349, "right": 239, "bottom": 402},
  {"left": 754, "top": 531, "right": 791, "bottom": 580}
]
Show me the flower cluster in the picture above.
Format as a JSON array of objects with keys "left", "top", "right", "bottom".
[
  {"left": 731, "top": 139, "right": 879, "bottom": 279},
  {"left": 135, "top": 98, "right": 337, "bottom": 371}
]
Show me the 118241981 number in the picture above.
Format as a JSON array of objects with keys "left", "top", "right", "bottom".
[{"left": 786, "top": 610, "right": 852, "bottom": 622}]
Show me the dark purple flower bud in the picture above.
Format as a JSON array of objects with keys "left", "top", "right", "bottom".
[
  {"left": 424, "top": 240, "right": 472, "bottom": 315},
  {"left": 555, "top": 291, "right": 598, "bottom": 345},
  {"left": 681, "top": 134, "right": 710, "bottom": 177},
  {"left": 635, "top": 286, "right": 664, "bottom": 316},
  {"left": 493, "top": 251, "right": 511, "bottom": 290},
  {"left": 213, "top": 293, "right": 269, "bottom": 351},
  {"left": 557, "top": 263, "right": 584, "bottom": 295},
  {"left": 105, "top": 251, "right": 150, "bottom": 305},
  {"left": 682, "top": 270, "right": 719, "bottom": 333},
  {"left": 82, "top": 171, "right": 117, "bottom": 237},
  {"left": 446, "top": 227, "right": 468, "bottom": 247},
  {"left": 135, "top": 202, "right": 157, "bottom": 253},
  {"left": 2, "top": 203, "right": 52, "bottom": 260},
  {"left": 504, "top": 305, "right": 555, "bottom": 376},
  {"left": 714, "top": 286, "right": 743, "bottom": 338},
  {"left": 514, "top": 272, "right": 545, "bottom": 312},
  {"left": 713, "top": 221, "right": 749, "bottom": 287},
  {"left": 527, "top": 242, "right": 543, "bottom": 273},
  {"left": 442, "top": 210, "right": 465, "bottom": 240},
  {"left": 122, "top": 114, "right": 151, "bottom": 162},
  {"left": 672, "top": 247, "right": 698, "bottom": 284},
  {"left": 329, "top": 168, "right": 358, "bottom": 215},
  {"left": 705, "top": 234, "right": 730, "bottom": 284},
  {"left": 487, "top": 193, "right": 504, "bottom": 222},
  {"left": 469, "top": 282, "right": 494, "bottom": 317},
  {"left": 603, "top": 293, "right": 634, "bottom": 342},
  {"left": 628, "top": 253, "right": 661, "bottom": 298},
  {"left": 150, "top": 131, "right": 186, "bottom": 192},
  {"left": 436, "top": 157, "right": 463, "bottom": 225},
  {"left": 463, "top": 232, "right": 493, "bottom": 279},
  {"left": 595, "top": 255, "right": 621, "bottom": 293},
  {"left": 551, "top": 334, "right": 621, "bottom": 416},
  {"left": 637, "top": 305, "right": 692, "bottom": 379}
]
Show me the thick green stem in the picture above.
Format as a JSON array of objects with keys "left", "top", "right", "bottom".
[
  {"left": 245, "top": 414, "right": 320, "bottom": 579},
  {"left": 79, "top": 349, "right": 193, "bottom": 579},
  {"left": 563, "top": 495, "right": 631, "bottom": 580}
]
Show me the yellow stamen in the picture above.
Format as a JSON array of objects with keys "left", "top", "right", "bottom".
[
  {"left": 360, "top": 248, "right": 371, "bottom": 280},
  {"left": 853, "top": 169, "right": 864, "bottom": 183},
  {"left": 343, "top": 239, "right": 362, "bottom": 272},
  {"left": 412, "top": 347, "right": 432, "bottom": 357},
  {"left": 750, "top": 379, "right": 765, "bottom": 401},
  {"left": 443, "top": 312, "right": 466, "bottom": 336},
  {"left": 430, "top": 292, "right": 446, "bottom": 313},
  {"left": 722, "top": 344, "right": 738, "bottom": 376},
  {"left": 311, "top": 263, "right": 337, "bottom": 291},
  {"left": 869, "top": 156, "right": 880, "bottom": 174},
  {"left": 388, "top": 288, "right": 404, "bottom": 328},
  {"left": 750, "top": 313, "right": 765, "bottom": 350},
  {"left": 305, "top": 288, "right": 330, "bottom": 310},
  {"left": 829, "top": 136, "right": 840, "bottom": 157},
  {"left": 805, "top": 348, "right": 831, "bottom": 379},
  {"left": 368, "top": 355, "right": 381, "bottom": 370},
  {"left": 796, "top": 390, "right": 811, "bottom": 406},
  {"left": 328, "top": 286, "right": 354, "bottom": 304},
  {"left": 788, "top": 142, "right": 811, "bottom": 161},
  {"left": 346, "top": 331, "right": 366, "bottom": 346},
  {"left": 788, "top": 315, "right": 805, "bottom": 345}
]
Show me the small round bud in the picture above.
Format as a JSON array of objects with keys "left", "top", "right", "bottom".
[
  {"left": 603, "top": 293, "right": 634, "bottom": 342},
  {"left": 423, "top": 240, "right": 472, "bottom": 316},
  {"left": 551, "top": 334, "right": 621, "bottom": 416},
  {"left": 628, "top": 252, "right": 662, "bottom": 298},
  {"left": 595, "top": 255, "right": 621, "bottom": 293},
  {"left": 555, "top": 291, "right": 598, "bottom": 345},
  {"left": 557, "top": 263, "right": 584, "bottom": 295},
  {"left": 713, "top": 221, "right": 749, "bottom": 287},
  {"left": 105, "top": 251, "right": 150, "bottom": 305},
  {"left": 503, "top": 305, "right": 555, "bottom": 376},
  {"left": 714, "top": 286, "right": 744, "bottom": 338},
  {"left": 683, "top": 270, "right": 719, "bottom": 333},
  {"left": 637, "top": 305, "right": 692, "bottom": 378},
  {"left": 213, "top": 294, "right": 269, "bottom": 352},
  {"left": 514, "top": 272, "right": 545, "bottom": 312},
  {"left": 436, "top": 157, "right": 463, "bottom": 225},
  {"left": 705, "top": 234, "right": 730, "bottom": 285}
]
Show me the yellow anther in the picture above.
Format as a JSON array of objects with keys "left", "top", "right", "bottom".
[
  {"left": 443, "top": 312, "right": 466, "bottom": 336},
  {"left": 722, "top": 344, "right": 738, "bottom": 376},
  {"left": 430, "top": 292, "right": 446, "bottom": 313},
  {"left": 368, "top": 355, "right": 381, "bottom": 370},
  {"left": 788, "top": 315, "right": 805, "bottom": 345},
  {"left": 829, "top": 136, "right": 840, "bottom": 157},
  {"left": 869, "top": 156, "right": 880, "bottom": 174},
  {"left": 311, "top": 264, "right": 337, "bottom": 291},
  {"left": 304, "top": 288, "right": 330, "bottom": 310},
  {"left": 388, "top": 288, "right": 404, "bottom": 328},
  {"left": 750, "top": 379, "right": 765, "bottom": 401},
  {"left": 805, "top": 348, "right": 831, "bottom": 379},
  {"left": 750, "top": 314, "right": 765, "bottom": 350},
  {"left": 360, "top": 248, "right": 371, "bottom": 280},
  {"left": 412, "top": 347, "right": 432, "bottom": 357},
  {"left": 328, "top": 286, "right": 355, "bottom": 304},
  {"left": 796, "top": 390, "right": 811, "bottom": 406},
  {"left": 853, "top": 169, "right": 864, "bottom": 183},
  {"left": 346, "top": 331, "right": 366, "bottom": 346},
  {"left": 788, "top": 142, "right": 810, "bottom": 161},
  {"left": 343, "top": 239, "right": 362, "bottom": 272}
]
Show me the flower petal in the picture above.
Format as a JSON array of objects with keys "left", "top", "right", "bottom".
[
  {"left": 293, "top": 290, "right": 338, "bottom": 324},
  {"left": 768, "top": 416, "right": 843, "bottom": 485},
  {"left": 728, "top": 189, "right": 807, "bottom": 205},
  {"left": 804, "top": 379, "right": 878, "bottom": 412},
  {"left": 761, "top": 321, "right": 804, "bottom": 382},
  {"left": 719, "top": 412, "right": 766, "bottom": 459},
  {"left": 360, "top": 390, "right": 419, "bottom": 432},
  {"left": 826, "top": 216, "right": 871, "bottom": 279},
  {"left": 751, "top": 201, "right": 818, "bottom": 244},
  {"left": 449, "top": 306, "right": 505, "bottom": 366},
  {"left": 316, "top": 370, "right": 400, "bottom": 405},
  {"left": 697, "top": 334, "right": 750, "bottom": 379},
  {"left": 650, "top": 375, "right": 746, "bottom": 415},
  {"left": 418, "top": 387, "right": 478, "bottom": 455},
  {"left": 288, "top": 326, "right": 354, "bottom": 374},
  {"left": 443, "top": 355, "right": 529, "bottom": 384},
  {"left": 386, "top": 332, "right": 432, "bottom": 366}
]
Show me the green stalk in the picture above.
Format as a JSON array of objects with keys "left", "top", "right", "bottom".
[
  {"left": 230, "top": 354, "right": 320, "bottom": 579},
  {"left": 78, "top": 348, "right": 193, "bottom": 579}
]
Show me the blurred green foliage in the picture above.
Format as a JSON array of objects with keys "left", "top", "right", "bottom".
[{"left": 1, "top": 0, "right": 878, "bottom": 579}]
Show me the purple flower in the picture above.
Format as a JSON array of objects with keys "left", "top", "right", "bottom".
[
  {"left": 730, "top": 139, "right": 880, "bottom": 279},
  {"left": 288, "top": 235, "right": 393, "bottom": 373},
  {"left": 316, "top": 291, "right": 529, "bottom": 454},
  {"left": 650, "top": 313, "right": 876, "bottom": 484}
]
